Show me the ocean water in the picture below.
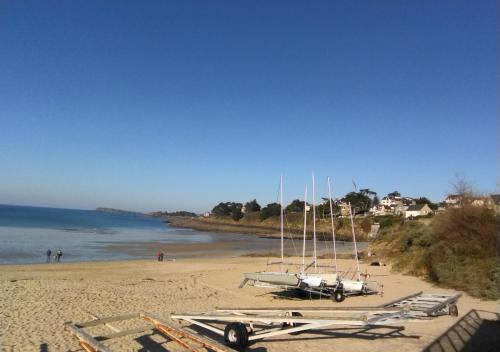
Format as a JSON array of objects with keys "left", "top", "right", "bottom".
[
  {"left": 0, "top": 205, "right": 366, "bottom": 265},
  {"left": 0, "top": 204, "right": 220, "bottom": 264}
]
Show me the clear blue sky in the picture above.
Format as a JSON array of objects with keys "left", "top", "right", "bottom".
[{"left": 0, "top": 1, "right": 497, "bottom": 212}]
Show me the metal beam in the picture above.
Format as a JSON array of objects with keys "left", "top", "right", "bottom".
[
  {"left": 95, "top": 326, "right": 153, "bottom": 341},
  {"left": 76, "top": 313, "right": 139, "bottom": 328},
  {"left": 65, "top": 324, "right": 112, "bottom": 352}
]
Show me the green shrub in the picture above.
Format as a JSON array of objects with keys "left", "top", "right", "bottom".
[{"left": 376, "top": 216, "right": 394, "bottom": 229}]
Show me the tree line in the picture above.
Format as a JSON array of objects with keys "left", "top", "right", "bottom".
[{"left": 211, "top": 189, "right": 438, "bottom": 222}]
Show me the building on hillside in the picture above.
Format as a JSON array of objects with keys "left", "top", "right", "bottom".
[
  {"left": 370, "top": 204, "right": 392, "bottom": 216},
  {"left": 470, "top": 197, "right": 486, "bottom": 207},
  {"left": 380, "top": 196, "right": 402, "bottom": 207},
  {"left": 393, "top": 203, "right": 406, "bottom": 216},
  {"left": 402, "top": 197, "right": 416, "bottom": 207},
  {"left": 338, "top": 202, "right": 351, "bottom": 217},
  {"left": 490, "top": 194, "right": 500, "bottom": 213},
  {"left": 203, "top": 212, "right": 210, "bottom": 218},
  {"left": 444, "top": 194, "right": 462, "bottom": 207},
  {"left": 436, "top": 202, "right": 447, "bottom": 213},
  {"left": 379, "top": 193, "right": 410, "bottom": 215},
  {"left": 405, "top": 204, "right": 433, "bottom": 218},
  {"left": 443, "top": 194, "right": 499, "bottom": 211}
]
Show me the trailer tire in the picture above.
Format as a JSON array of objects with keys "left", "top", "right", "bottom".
[
  {"left": 333, "top": 290, "right": 345, "bottom": 302},
  {"left": 224, "top": 323, "right": 249, "bottom": 350},
  {"left": 449, "top": 304, "right": 458, "bottom": 317}
]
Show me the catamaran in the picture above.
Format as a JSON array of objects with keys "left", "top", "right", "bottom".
[
  {"left": 240, "top": 174, "right": 380, "bottom": 301},
  {"left": 240, "top": 175, "right": 301, "bottom": 288}
]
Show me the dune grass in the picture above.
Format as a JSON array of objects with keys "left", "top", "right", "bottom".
[{"left": 372, "top": 205, "right": 499, "bottom": 300}]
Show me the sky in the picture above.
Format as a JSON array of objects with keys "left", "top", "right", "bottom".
[{"left": 0, "top": 0, "right": 497, "bottom": 213}]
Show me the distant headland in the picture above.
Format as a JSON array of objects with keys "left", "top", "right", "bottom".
[{"left": 95, "top": 207, "right": 144, "bottom": 216}]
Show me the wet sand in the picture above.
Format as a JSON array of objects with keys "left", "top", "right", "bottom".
[
  {"left": 103, "top": 235, "right": 367, "bottom": 259},
  {"left": 1, "top": 256, "right": 498, "bottom": 352}
]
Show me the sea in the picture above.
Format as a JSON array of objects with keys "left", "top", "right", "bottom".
[
  {"left": 0, "top": 204, "right": 239, "bottom": 264},
  {"left": 0, "top": 204, "right": 365, "bottom": 265}
]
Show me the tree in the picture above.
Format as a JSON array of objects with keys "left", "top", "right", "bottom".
[
  {"left": 415, "top": 197, "right": 438, "bottom": 210},
  {"left": 211, "top": 202, "right": 231, "bottom": 216},
  {"left": 360, "top": 188, "right": 377, "bottom": 198},
  {"left": 260, "top": 202, "right": 281, "bottom": 220},
  {"left": 285, "top": 199, "right": 305, "bottom": 213},
  {"left": 388, "top": 191, "right": 401, "bottom": 198},
  {"left": 211, "top": 202, "right": 243, "bottom": 216},
  {"left": 373, "top": 195, "right": 380, "bottom": 206},
  {"left": 342, "top": 192, "right": 372, "bottom": 214},
  {"left": 231, "top": 207, "right": 244, "bottom": 221},
  {"left": 316, "top": 198, "right": 339, "bottom": 219},
  {"left": 244, "top": 199, "right": 261, "bottom": 213}
]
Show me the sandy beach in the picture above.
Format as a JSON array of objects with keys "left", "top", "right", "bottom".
[{"left": 1, "top": 256, "right": 498, "bottom": 352}]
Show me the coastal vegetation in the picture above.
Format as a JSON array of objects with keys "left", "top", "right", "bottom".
[
  {"left": 169, "top": 210, "right": 373, "bottom": 241},
  {"left": 150, "top": 210, "right": 197, "bottom": 217},
  {"left": 162, "top": 189, "right": 439, "bottom": 241},
  {"left": 372, "top": 203, "right": 499, "bottom": 299},
  {"left": 96, "top": 207, "right": 143, "bottom": 215}
]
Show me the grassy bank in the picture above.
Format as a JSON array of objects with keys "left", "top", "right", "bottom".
[
  {"left": 167, "top": 213, "right": 373, "bottom": 241},
  {"left": 371, "top": 205, "right": 499, "bottom": 300}
]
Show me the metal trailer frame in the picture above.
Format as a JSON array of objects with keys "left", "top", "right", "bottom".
[
  {"left": 380, "top": 291, "right": 462, "bottom": 317},
  {"left": 65, "top": 312, "right": 231, "bottom": 352},
  {"left": 171, "top": 292, "right": 462, "bottom": 350},
  {"left": 171, "top": 307, "right": 406, "bottom": 350}
]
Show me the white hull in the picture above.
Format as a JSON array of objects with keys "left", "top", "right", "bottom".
[
  {"left": 299, "top": 273, "right": 338, "bottom": 288},
  {"left": 341, "top": 279, "right": 364, "bottom": 292},
  {"left": 244, "top": 272, "right": 300, "bottom": 287}
]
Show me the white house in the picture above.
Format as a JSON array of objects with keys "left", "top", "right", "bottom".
[
  {"left": 402, "top": 197, "right": 416, "bottom": 207},
  {"left": 444, "top": 194, "right": 462, "bottom": 207},
  {"left": 405, "top": 204, "right": 433, "bottom": 218},
  {"left": 393, "top": 203, "right": 406, "bottom": 216},
  {"left": 339, "top": 202, "right": 351, "bottom": 217},
  {"left": 370, "top": 204, "right": 392, "bottom": 216},
  {"left": 380, "top": 196, "right": 402, "bottom": 207}
]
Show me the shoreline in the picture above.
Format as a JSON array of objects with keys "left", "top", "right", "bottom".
[
  {"left": 0, "top": 236, "right": 365, "bottom": 266},
  {"left": 165, "top": 215, "right": 283, "bottom": 238},
  {"left": 165, "top": 215, "right": 368, "bottom": 241}
]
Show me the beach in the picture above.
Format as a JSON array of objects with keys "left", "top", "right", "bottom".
[{"left": 1, "top": 256, "right": 498, "bottom": 352}]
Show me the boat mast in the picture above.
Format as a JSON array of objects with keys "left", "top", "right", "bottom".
[
  {"left": 302, "top": 184, "right": 308, "bottom": 273},
  {"left": 312, "top": 172, "right": 317, "bottom": 273},
  {"left": 280, "top": 175, "right": 284, "bottom": 264},
  {"left": 348, "top": 202, "right": 361, "bottom": 281},
  {"left": 327, "top": 177, "right": 337, "bottom": 272}
]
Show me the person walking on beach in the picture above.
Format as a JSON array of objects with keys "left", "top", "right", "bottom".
[
  {"left": 159, "top": 252, "right": 164, "bottom": 262},
  {"left": 56, "top": 249, "right": 63, "bottom": 262},
  {"left": 46, "top": 249, "right": 52, "bottom": 263},
  {"left": 156, "top": 251, "right": 162, "bottom": 262}
]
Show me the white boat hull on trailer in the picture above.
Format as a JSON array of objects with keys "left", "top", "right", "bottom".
[
  {"left": 298, "top": 273, "right": 338, "bottom": 288},
  {"left": 243, "top": 272, "right": 300, "bottom": 287},
  {"left": 340, "top": 279, "right": 364, "bottom": 292}
]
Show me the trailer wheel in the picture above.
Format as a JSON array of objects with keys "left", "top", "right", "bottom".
[
  {"left": 449, "top": 304, "right": 458, "bottom": 317},
  {"left": 224, "top": 322, "right": 249, "bottom": 350},
  {"left": 333, "top": 290, "right": 345, "bottom": 302}
]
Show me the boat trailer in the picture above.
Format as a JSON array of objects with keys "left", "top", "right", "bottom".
[
  {"left": 66, "top": 292, "right": 461, "bottom": 351},
  {"left": 65, "top": 312, "right": 231, "bottom": 352},
  {"left": 171, "top": 291, "right": 462, "bottom": 350}
]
